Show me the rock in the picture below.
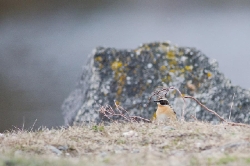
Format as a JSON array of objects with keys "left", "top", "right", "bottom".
[
  {"left": 47, "top": 145, "right": 62, "bottom": 156},
  {"left": 122, "top": 130, "right": 138, "bottom": 137},
  {"left": 62, "top": 42, "right": 250, "bottom": 125},
  {"left": 162, "top": 126, "right": 175, "bottom": 131}
]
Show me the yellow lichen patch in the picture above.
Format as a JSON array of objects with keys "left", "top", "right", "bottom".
[
  {"left": 111, "top": 60, "right": 126, "bottom": 100},
  {"left": 185, "top": 65, "right": 193, "bottom": 71},
  {"left": 117, "top": 86, "right": 123, "bottom": 97},
  {"left": 179, "top": 68, "right": 185, "bottom": 73},
  {"left": 179, "top": 51, "right": 184, "bottom": 56},
  {"left": 111, "top": 61, "right": 123, "bottom": 70},
  {"left": 114, "top": 100, "right": 120, "bottom": 106},
  {"left": 162, "top": 75, "right": 172, "bottom": 83},
  {"left": 166, "top": 51, "right": 175, "bottom": 59},
  {"left": 95, "top": 56, "right": 103, "bottom": 62},
  {"left": 207, "top": 72, "right": 212, "bottom": 78},
  {"left": 118, "top": 74, "right": 126, "bottom": 84},
  {"left": 98, "top": 63, "right": 104, "bottom": 69},
  {"left": 168, "top": 59, "right": 177, "bottom": 66},
  {"left": 95, "top": 56, "right": 104, "bottom": 69},
  {"left": 159, "top": 43, "right": 170, "bottom": 52},
  {"left": 169, "top": 69, "right": 176, "bottom": 73},
  {"left": 160, "top": 65, "right": 167, "bottom": 71},
  {"left": 167, "top": 75, "right": 172, "bottom": 82},
  {"left": 144, "top": 45, "right": 150, "bottom": 51},
  {"left": 115, "top": 74, "right": 126, "bottom": 99},
  {"left": 161, "top": 76, "right": 167, "bottom": 83}
]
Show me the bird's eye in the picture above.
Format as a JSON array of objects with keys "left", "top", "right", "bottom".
[{"left": 159, "top": 100, "right": 169, "bottom": 105}]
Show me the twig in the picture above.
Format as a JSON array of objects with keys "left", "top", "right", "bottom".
[
  {"left": 184, "top": 96, "right": 225, "bottom": 122},
  {"left": 130, "top": 116, "right": 151, "bottom": 123},
  {"left": 99, "top": 102, "right": 151, "bottom": 123},
  {"left": 190, "top": 115, "right": 198, "bottom": 121}
]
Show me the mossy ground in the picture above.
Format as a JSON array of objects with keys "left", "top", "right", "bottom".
[{"left": 0, "top": 121, "right": 250, "bottom": 166}]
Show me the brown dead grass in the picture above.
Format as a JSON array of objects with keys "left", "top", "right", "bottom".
[{"left": 0, "top": 121, "right": 250, "bottom": 166}]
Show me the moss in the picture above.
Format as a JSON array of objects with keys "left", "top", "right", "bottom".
[
  {"left": 115, "top": 139, "right": 126, "bottom": 144},
  {"left": 216, "top": 156, "right": 238, "bottom": 165},
  {"left": 245, "top": 158, "right": 250, "bottom": 163},
  {"left": 190, "top": 156, "right": 200, "bottom": 166},
  {"left": 92, "top": 125, "right": 105, "bottom": 132},
  {"left": 206, "top": 158, "right": 213, "bottom": 166}
]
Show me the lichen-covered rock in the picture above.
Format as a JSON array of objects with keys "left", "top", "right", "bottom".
[{"left": 62, "top": 42, "right": 250, "bottom": 125}]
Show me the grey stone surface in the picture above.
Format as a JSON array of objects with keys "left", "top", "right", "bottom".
[{"left": 62, "top": 42, "right": 250, "bottom": 125}]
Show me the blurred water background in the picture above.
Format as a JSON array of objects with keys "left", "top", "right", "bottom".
[{"left": 0, "top": 0, "right": 250, "bottom": 132}]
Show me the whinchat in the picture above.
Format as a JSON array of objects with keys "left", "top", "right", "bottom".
[{"left": 154, "top": 98, "right": 177, "bottom": 122}]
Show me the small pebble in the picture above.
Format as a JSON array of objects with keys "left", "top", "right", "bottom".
[
  {"left": 122, "top": 130, "right": 138, "bottom": 137},
  {"left": 162, "top": 126, "right": 175, "bottom": 131}
]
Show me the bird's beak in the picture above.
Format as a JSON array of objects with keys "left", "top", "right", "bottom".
[{"left": 154, "top": 101, "right": 160, "bottom": 102}]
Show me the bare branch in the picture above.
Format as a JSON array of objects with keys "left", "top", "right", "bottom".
[
  {"left": 184, "top": 96, "right": 225, "bottom": 122},
  {"left": 99, "top": 103, "right": 151, "bottom": 123}
]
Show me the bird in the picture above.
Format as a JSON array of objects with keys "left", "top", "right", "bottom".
[{"left": 154, "top": 97, "right": 177, "bottom": 123}]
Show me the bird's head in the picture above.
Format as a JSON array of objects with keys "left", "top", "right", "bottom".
[{"left": 154, "top": 98, "right": 170, "bottom": 105}]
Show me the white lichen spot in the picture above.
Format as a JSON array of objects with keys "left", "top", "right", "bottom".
[
  {"left": 135, "top": 49, "right": 141, "bottom": 56},
  {"left": 195, "top": 105, "right": 201, "bottom": 112},
  {"left": 147, "top": 63, "right": 153, "bottom": 68},
  {"left": 181, "top": 56, "right": 187, "bottom": 62},
  {"left": 147, "top": 79, "right": 152, "bottom": 84},
  {"left": 156, "top": 53, "right": 161, "bottom": 57},
  {"left": 209, "top": 58, "right": 217, "bottom": 65}
]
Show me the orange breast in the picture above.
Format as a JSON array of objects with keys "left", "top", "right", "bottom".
[{"left": 156, "top": 105, "right": 177, "bottom": 122}]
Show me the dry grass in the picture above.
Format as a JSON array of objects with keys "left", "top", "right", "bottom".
[{"left": 0, "top": 121, "right": 250, "bottom": 166}]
